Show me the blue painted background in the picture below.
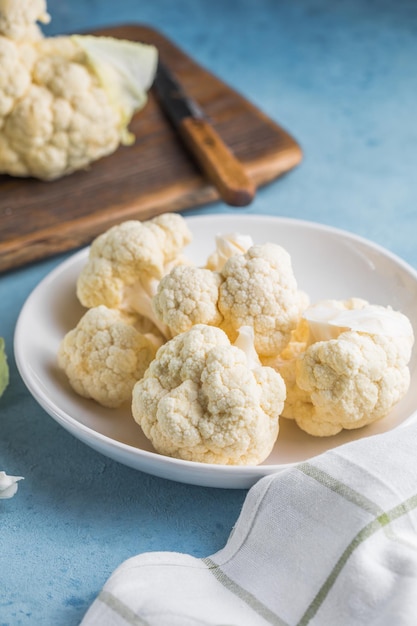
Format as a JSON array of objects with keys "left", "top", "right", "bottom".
[{"left": 1, "top": 1, "right": 417, "bottom": 624}]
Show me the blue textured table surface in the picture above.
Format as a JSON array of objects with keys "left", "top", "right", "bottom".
[{"left": 1, "top": 1, "right": 417, "bottom": 624}]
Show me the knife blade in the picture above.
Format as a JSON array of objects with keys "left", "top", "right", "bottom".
[{"left": 152, "top": 61, "right": 256, "bottom": 207}]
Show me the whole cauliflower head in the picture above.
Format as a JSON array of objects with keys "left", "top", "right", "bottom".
[
  {"left": 218, "top": 243, "right": 308, "bottom": 358},
  {"left": 76, "top": 213, "right": 192, "bottom": 335},
  {"left": 0, "top": 2, "right": 157, "bottom": 180},
  {"left": 277, "top": 300, "right": 414, "bottom": 436},
  {"left": 131, "top": 324, "right": 286, "bottom": 465},
  {"left": 58, "top": 305, "right": 161, "bottom": 408}
]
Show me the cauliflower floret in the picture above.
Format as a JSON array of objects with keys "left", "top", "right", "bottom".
[
  {"left": 58, "top": 305, "right": 161, "bottom": 408},
  {"left": 276, "top": 300, "right": 414, "bottom": 436},
  {"left": 131, "top": 324, "right": 286, "bottom": 465},
  {"left": 0, "top": 1, "right": 157, "bottom": 180},
  {"left": 76, "top": 213, "right": 192, "bottom": 337},
  {"left": 153, "top": 242, "right": 308, "bottom": 355},
  {"left": 219, "top": 243, "right": 308, "bottom": 358},
  {"left": 0, "top": 0, "right": 50, "bottom": 42},
  {"left": 265, "top": 297, "right": 369, "bottom": 368},
  {"left": 153, "top": 265, "right": 223, "bottom": 336},
  {"left": 0, "top": 37, "right": 32, "bottom": 120}
]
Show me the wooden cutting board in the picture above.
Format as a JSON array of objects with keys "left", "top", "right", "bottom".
[{"left": 0, "top": 24, "right": 302, "bottom": 273}]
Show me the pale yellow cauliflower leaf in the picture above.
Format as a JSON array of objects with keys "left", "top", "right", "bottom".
[
  {"left": 276, "top": 299, "right": 414, "bottom": 436},
  {"left": 76, "top": 213, "right": 192, "bottom": 337},
  {"left": 131, "top": 324, "right": 286, "bottom": 465},
  {"left": 58, "top": 305, "right": 161, "bottom": 408},
  {"left": 205, "top": 232, "right": 254, "bottom": 271},
  {"left": 0, "top": 0, "right": 157, "bottom": 180},
  {"left": 219, "top": 243, "right": 308, "bottom": 358}
]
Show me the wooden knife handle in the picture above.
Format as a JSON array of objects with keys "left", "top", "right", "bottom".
[{"left": 178, "top": 117, "right": 256, "bottom": 207}]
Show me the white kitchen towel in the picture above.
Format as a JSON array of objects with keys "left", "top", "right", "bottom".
[{"left": 81, "top": 422, "right": 417, "bottom": 626}]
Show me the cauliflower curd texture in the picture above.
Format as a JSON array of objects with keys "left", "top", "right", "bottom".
[
  {"left": 76, "top": 213, "right": 192, "bottom": 338},
  {"left": 131, "top": 325, "right": 286, "bottom": 465},
  {"left": 58, "top": 213, "right": 415, "bottom": 466},
  {"left": 0, "top": 0, "right": 157, "bottom": 180},
  {"left": 58, "top": 305, "right": 161, "bottom": 408},
  {"left": 154, "top": 242, "right": 308, "bottom": 357},
  {"left": 276, "top": 299, "right": 414, "bottom": 436}
]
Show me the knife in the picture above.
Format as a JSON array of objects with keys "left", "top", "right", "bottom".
[{"left": 152, "top": 61, "right": 256, "bottom": 207}]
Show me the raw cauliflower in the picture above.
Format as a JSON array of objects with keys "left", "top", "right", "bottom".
[
  {"left": 275, "top": 299, "right": 414, "bottom": 436},
  {"left": 0, "top": 0, "right": 157, "bottom": 180},
  {"left": 0, "top": 0, "right": 50, "bottom": 42},
  {"left": 76, "top": 213, "right": 192, "bottom": 337},
  {"left": 153, "top": 265, "right": 224, "bottom": 336},
  {"left": 131, "top": 324, "right": 286, "bottom": 465},
  {"left": 58, "top": 305, "right": 161, "bottom": 408},
  {"left": 205, "top": 232, "right": 254, "bottom": 271},
  {"left": 219, "top": 243, "right": 308, "bottom": 357},
  {"left": 0, "top": 339, "right": 21, "bottom": 499},
  {"left": 0, "top": 471, "right": 24, "bottom": 499},
  {"left": 154, "top": 242, "right": 308, "bottom": 357}
]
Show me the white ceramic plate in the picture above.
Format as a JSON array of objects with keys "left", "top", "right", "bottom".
[{"left": 14, "top": 215, "right": 417, "bottom": 489}]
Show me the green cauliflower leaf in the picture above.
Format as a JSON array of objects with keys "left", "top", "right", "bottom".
[{"left": 0, "top": 338, "right": 9, "bottom": 397}]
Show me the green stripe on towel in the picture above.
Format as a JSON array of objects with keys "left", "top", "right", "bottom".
[
  {"left": 203, "top": 557, "right": 289, "bottom": 626},
  {"left": 297, "top": 462, "right": 383, "bottom": 516},
  {"left": 297, "top": 492, "right": 417, "bottom": 625},
  {"left": 98, "top": 590, "right": 150, "bottom": 626}
]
